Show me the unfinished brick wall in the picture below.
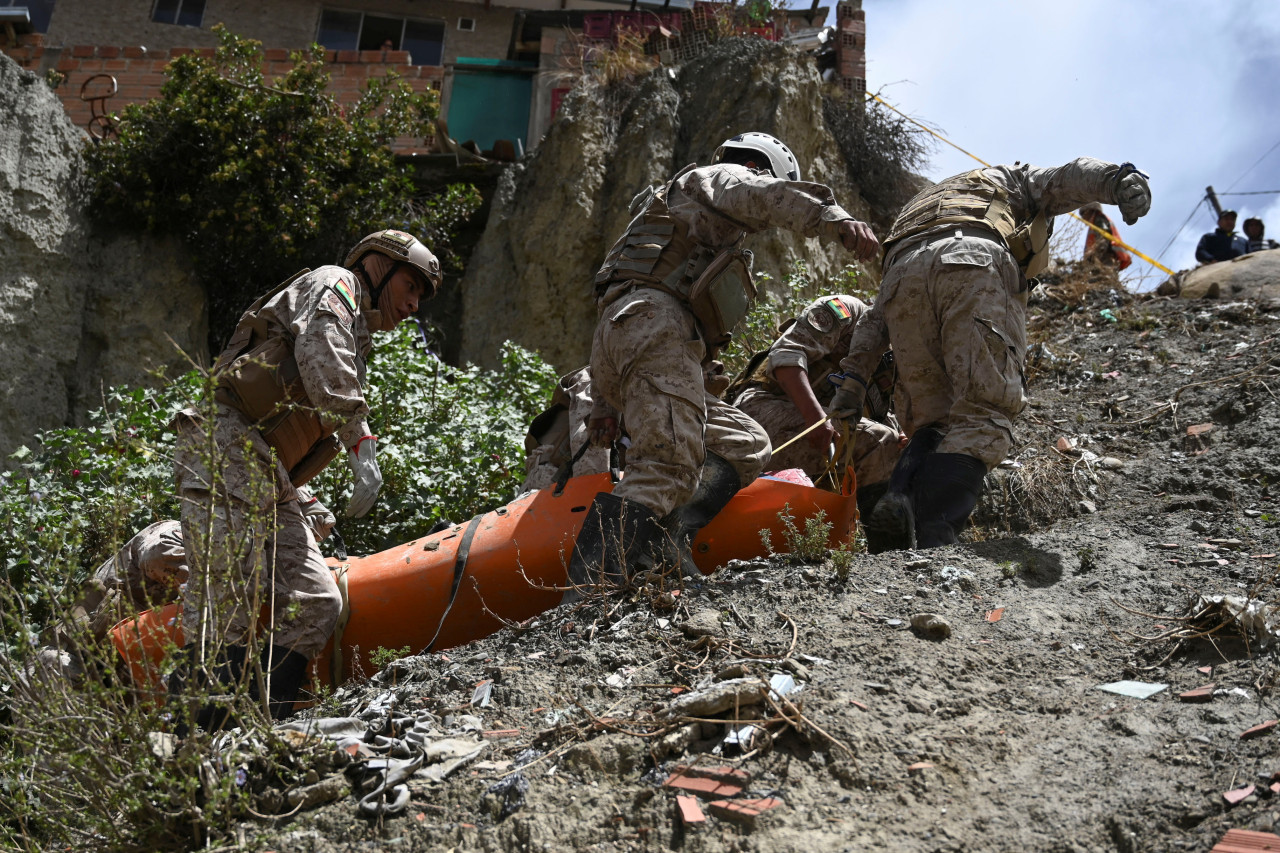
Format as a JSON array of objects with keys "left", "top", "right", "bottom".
[
  {"left": 834, "top": 0, "right": 865, "bottom": 99},
  {"left": 1, "top": 33, "right": 443, "bottom": 154}
]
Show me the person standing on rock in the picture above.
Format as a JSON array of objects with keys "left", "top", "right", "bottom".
[
  {"left": 729, "top": 294, "right": 904, "bottom": 516},
  {"left": 570, "top": 132, "right": 879, "bottom": 588},
  {"left": 171, "top": 229, "right": 441, "bottom": 728},
  {"left": 831, "top": 158, "right": 1151, "bottom": 552},
  {"left": 1195, "top": 209, "right": 1246, "bottom": 264}
]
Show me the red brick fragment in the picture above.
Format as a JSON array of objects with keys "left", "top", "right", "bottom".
[
  {"left": 1222, "top": 784, "right": 1256, "bottom": 806},
  {"left": 907, "top": 761, "right": 935, "bottom": 774},
  {"left": 708, "top": 797, "right": 783, "bottom": 826},
  {"left": 1210, "top": 828, "right": 1280, "bottom": 852},
  {"left": 1240, "top": 720, "right": 1279, "bottom": 740},
  {"left": 676, "top": 795, "right": 706, "bottom": 825},
  {"left": 851, "top": 700, "right": 869, "bottom": 711},
  {"left": 1178, "top": 684, "right": 1215, "bottom": 703},
  {"left": 1187, "top": 423, "right": 1214, "bottom": 437},
  {"left": 663, "top": 774, "right": 744, "bottom": 799},
  {"left": 986, "top": 608, "right": 1004, "bottom": 623},
  {"left": 1197, "top": 665, "right": 1214, "bottom": 676},
  {"left": 482, "top": 729, "right": 520, "bottom": 739}
]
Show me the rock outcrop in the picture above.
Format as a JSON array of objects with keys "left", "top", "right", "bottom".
[
  {"left": 1157, "top": 248, "right": 1280, "bottom": 304},
  {"left": 0, "top": 53, "right": 205, "bottom": 460},
  {"left": 457, "top": 39, "right": 871, "bottom": 371}
]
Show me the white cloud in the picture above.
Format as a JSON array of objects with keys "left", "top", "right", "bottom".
[{"left": 862, "top": 0, "right": 1280, "bottom": 285}]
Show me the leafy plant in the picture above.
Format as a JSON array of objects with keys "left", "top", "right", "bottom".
[
  {"left": 309, "top": 326, "right": 558, "bottom": 554},
  {"left": 83, "top": 25, "right": 476, "bottom": 347},
  {"left": 760, "top": 504, "right": 832, "bottom": 565}
]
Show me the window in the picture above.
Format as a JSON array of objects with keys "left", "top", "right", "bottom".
[
  {"left": 152, "top": 0, "right": 205, "bottom": 27},
  {"left": 317, "top": 8, "right": 444, "bottom": 66},
  {"left": 457, "top": 17, "right": 475, "bottom": 32},
  {"left": 0, "top": 0, "right": 55, "bottom": 33}
]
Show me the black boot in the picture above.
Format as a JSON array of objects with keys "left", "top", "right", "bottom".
[
  {"left": 863, "top": 427, "right": 944, "bottom": 554},
  {"left": 564, "top": 492, "right": 663, "bottom": 602},
  {"left": 259, "top": 645, "right": 309, "bottom": 720},
  {"left": 911, "top": 453, "right": 988, "bottom": 548},
  {"left": 659, "top": 453, "right": 741, "bottom": 579},
  {"left": 168, "top": 643, "right": 249, "bottom": 734}
]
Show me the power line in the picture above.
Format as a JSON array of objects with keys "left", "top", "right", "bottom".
[
  {"left": 1155, "top": 196, "right": 1207, "bottom": 265},
  {"left": 1217, "top": 190, "right": 1280, "bottom": 196},
  {"left": 1225, "top": 138, "right": 1280, "bottom": 192}
]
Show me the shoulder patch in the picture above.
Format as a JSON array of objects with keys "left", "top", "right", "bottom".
[
  {"left": 331, "top": 278, "right": 358, "bottom": 313},
  {"left": 824, "top": 297, "right": 853, "bottom": 322},
  {"left": 324, "top": 291, "right": 354, "bottom": 326}
]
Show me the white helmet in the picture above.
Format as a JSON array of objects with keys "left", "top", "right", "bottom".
[{"left": 712, "top": 132, "right": 800, "bottom": 181}]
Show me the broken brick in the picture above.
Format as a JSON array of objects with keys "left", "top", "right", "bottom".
[
  {"left": 1178, "top": 684, "right": 1215, "bottom": 703},
  {"left": 851, "top": 700, "right": 869, "bottom": 711},
  {"left": 1186, "top": 423, "right": 1214, "bottom": 437},
  {"left": 1197, "top": 665, "right": 1214, "bottom": 676},
  {"left": 1210, "top": 828, "right": 1280, "bottom": 852},
  {"left": 907, "top": 762, "right": 935, "bottom": 774},
  {"left": 986, "top": 608, "right": 1005, "bottom": 623},
  {"left": 1240, "top": 720, "right": 1279, "bottom": 740},
  {"left": 676, "top": 794, "right": 706, "bottom": 825},
  {"left": 1222, "top": 785, "right": 1256, "bottom": 806},
  {"left": 663, "top": 774, "right": 744, "bottom": 799},
  {"left": 707, "top": 797, "right": 783, "bottom": 826}
]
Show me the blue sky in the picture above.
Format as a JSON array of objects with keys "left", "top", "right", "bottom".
[{"left": 861, "top": 0, "right": 1280, "bottom": 288}]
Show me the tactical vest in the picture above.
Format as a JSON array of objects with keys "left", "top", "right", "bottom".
[
  {"left": 594, "top": 165, "right": 755, "bottom": 348},
  {"left": 884, "top": 170, "right": 1052, "bottom": 278},
  {"left": 212, "top": 269, "right": 343, "bottom": 487}
]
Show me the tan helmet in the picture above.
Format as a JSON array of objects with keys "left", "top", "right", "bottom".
[{"left": 344, "top": 229, "right": 442, "bottom": 296}]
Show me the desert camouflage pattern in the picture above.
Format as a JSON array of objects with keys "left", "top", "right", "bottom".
[
  {"left": 847, "top": 159, "right": 1129, "bottom": 470},
  {"left": 734, "top": 294, "right": 900, "bottom": 487},
  {"left": 597, "top": 163, "right": 856, "bottom": 306},
  {"left": 251, "top": 265, "right": 376, "bottom": 447},
  {"left": 589, "top": 164, "right": 856, "bottom": 517},
  {"left": 590, "top": 287, "right": 769, "bottom": 518},
  {"left": 734, "top": 393, "right": 901, "bottom": 488},
  {"left": 174, "top": 406, "right": 342, "bottom": 658},
  {"left": 521, "top": 367, "right": 612, "bottom": 493}
]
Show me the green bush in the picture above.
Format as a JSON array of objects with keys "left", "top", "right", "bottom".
[
  {"left": 84, "top": 25, "right": 478, "bottom": 346},
  {"left": 309, "top": 326, "right": 560, "bottom": 554}
]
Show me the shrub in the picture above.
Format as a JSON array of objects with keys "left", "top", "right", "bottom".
[
  {"left": 822, "top": 91, "right": 932, "bottom": 229},
  {"left": 83, "top": 25, "right": 478, "bottom": 347}
]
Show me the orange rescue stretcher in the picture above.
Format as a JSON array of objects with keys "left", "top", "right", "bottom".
[{"left": 111, "top": 471, "right": 857, "bottom": 695}]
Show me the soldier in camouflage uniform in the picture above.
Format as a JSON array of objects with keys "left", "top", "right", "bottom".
[
  {"left": 832, "top": 159, "right": 1151, "bottom": 551},
  {"left": 171, "top": 230, "right": 441, "bottom": 725},
  {"left": 35, "top": 492, "right": 334, "bottom": 682},
  {"left": 571, "top": 133, "right": 879, "bottom": 588},
  {"left": 731, "top": 294, "right": 903, "bottom": 514}
]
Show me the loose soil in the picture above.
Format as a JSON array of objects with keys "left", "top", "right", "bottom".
[{"left": 254, "top": 281, "right": 1280, "bottom": 852}]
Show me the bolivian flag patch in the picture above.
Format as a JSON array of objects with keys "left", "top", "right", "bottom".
[
  {"left": 824, "top": 297, "right": 852, "bottom": 321},
  {"left": 332, "top": 278, "right": 357, "bottom": 314}
]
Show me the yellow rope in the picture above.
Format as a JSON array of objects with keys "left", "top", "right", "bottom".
[{"left": 867, "top": 92, "right": 1173, "bottom": 277}]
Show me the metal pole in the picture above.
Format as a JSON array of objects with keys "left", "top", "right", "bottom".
[{"left": 1205, "top": 186, "right": 1223, "bottom": 218}]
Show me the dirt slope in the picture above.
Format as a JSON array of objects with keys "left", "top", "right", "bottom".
[{"left": 254, "top": 278, "right": 1280, "bottom": 853}]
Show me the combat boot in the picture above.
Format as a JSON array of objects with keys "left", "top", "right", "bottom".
[
  {"left": 659, "top": 453, "right": 741, "bottom": 580},
  {"left": 259, "top": 645, "right": 309, "bottom": 720},
  {"left": 910, "top": 453, "right": 988, "bottom": 548},
  {"left": 563, "top": 492, "right": 663, "bottom": 602},
  {"left": 863, "top": 427, "right": 944, "bottom": 554},
  {"left": 168, "top": 643, "right": 249, "bottom": 734}
]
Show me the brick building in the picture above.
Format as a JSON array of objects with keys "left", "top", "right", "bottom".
[{"left": 0, "top": 0, "right": 859, "bottom": 156}]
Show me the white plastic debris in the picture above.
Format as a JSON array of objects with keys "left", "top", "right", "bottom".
[{"left": 1097, "top": 680, "right": 1167, "bottom": 700}]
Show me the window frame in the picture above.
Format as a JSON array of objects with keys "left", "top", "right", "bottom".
[
  {"left": 151, "top": 0, "right": 206, "bottom": 28},
  {"left": 316, "top": 6, "right": 446, "bottom": 67}
]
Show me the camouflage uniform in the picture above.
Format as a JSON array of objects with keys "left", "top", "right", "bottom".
[
  {"left": 174, "top": 266, "right": 370, "bottom": 659},
  {"left": 733, "top": 295, "right": 901, "bottom": 488},
  {"left": 592, "top": 164, "right": 859, "bottom": 518},
  {"left": 521, "top": 367, "right": 612, "bottom": 493},
  {"left": 843, "top": 159, "right": 1138, "bottom": 469}
]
